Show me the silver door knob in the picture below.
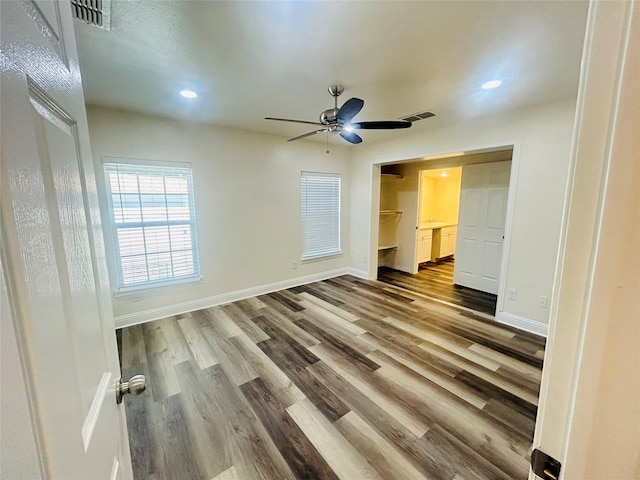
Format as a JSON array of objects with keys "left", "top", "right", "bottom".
[{"left": 116, "top": 374, "right": 146, "bottom": 404}]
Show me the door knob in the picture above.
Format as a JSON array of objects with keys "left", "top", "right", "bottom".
[{"left": 116, "top": 374, "right": 146, "bottom": 404}]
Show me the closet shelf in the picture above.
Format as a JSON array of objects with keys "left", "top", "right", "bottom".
[
  {"left": 381, "top": 173, "right": 405, "bottom": 179},
  {"left": 378, "top": 245, "right": 399, "bottom": 251},
  {"left": 379, "top": 210, "right": 403, "bottom": 215}
]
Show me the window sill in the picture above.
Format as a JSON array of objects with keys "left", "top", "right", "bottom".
[
  {"left": 301, "top": 252, "right": 343, "bottom": 264},
  {"left": 114, "top": 275, "right": 203, "bottom": 297}
]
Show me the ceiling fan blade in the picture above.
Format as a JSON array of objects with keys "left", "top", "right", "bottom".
[
  {"left": 287, "top": 129, "right": 327, "bottom": 142},
  {"left": 337, "top": 98, "right": 364, "bottom": 123},
  {"left": 340, "top": 130, "right": 363, "bottom": 144},
  {"left": 265, "top": 117, "right": 323, "bottom": 126},
  {"left": 351, "top": 120, "right": 412, "bottom": 130}
]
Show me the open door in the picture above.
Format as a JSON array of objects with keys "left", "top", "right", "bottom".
[
  {"left": 1, "top": 1, "right": 134, "bottom": 478},
  {"left": 454, "top": 161, "right": 511, "bottom": 295}
]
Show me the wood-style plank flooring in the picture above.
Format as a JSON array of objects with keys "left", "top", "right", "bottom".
[
  {"left": 120, "top": 275, "right": 544, "bottom": 480},
  {"left": 378, "top": 259, "right": 498, "bottom": 315}
]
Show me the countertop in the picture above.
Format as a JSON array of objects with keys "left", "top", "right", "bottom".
[{"left": 419, "top": 222, "right": 457, "bottom": 230}]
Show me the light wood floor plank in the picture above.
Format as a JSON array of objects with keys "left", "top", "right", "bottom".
[
  {"left": 367, "top": 349, "right": 488, "bottom": 410},
  {"left": 286, "top": 398, "right": 382, "bottom": 480},
  {"left": 335, "top": 411, "right": 429, "bottom": 480},
  {"left": 176, "top": 314, "right": 219, "bottom": 369},
  {"left": 309, "top": 343, "right": 430, "bottom": 438},
  {"left": 297, "top": 291, "right": 360, "bottom": 322},
  {"left": 228, "top": 333, "right": 306, "bottom": 408},
  {"left": 210, "top": 465, "right": 240, "bottom": 480},
  {"left": 200, "top": 327, "right": 259, "bottom": 386}
]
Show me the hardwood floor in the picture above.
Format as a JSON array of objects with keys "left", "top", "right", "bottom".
[
  {"left": 377, "top": 259, "right": 498, "bottom": 315},
  {"left": 120, "top": 275, "right": 545, "bottom": 480}
]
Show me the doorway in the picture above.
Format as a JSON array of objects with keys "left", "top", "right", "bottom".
[{"left": 375, "top": 149, "right": 513, "bottom": 317}]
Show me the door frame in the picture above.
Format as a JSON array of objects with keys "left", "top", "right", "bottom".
[
  {"left": 370, "top": 146, "right": 519, "bottom": 322},
  {"left": 529, "top": 1, "right": 639, "bottom": 477}
]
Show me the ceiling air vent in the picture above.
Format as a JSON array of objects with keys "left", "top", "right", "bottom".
[
  {"left": 71, "top": 0, "right": 111, "bottom": 30},
  {"left": 400, "top": 111, "right": 436, "bottom": 123}
]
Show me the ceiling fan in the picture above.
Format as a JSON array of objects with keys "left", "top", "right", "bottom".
[{"left": 265, "top": 85, "right": 411, "bottom": 144}]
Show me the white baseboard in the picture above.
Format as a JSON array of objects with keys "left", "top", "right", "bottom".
[
  {"left": 345, "top": 267, "right": 368, "bottom": 279},
  {"left": 114, "top": 267, "right": 366, "bottom": 329},
  {"left": 495, "top": 311, "right": 548, "bottom": 337}
]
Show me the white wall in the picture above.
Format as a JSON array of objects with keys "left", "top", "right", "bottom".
[
  {"left": 349, "top": 97, "right": 577, "bottom": 330},
  {"left": 86, "top": 106, "right": 353, "bottom": 324},
  {"left": 419, "top": 174, "right": 437, "bottom": 223},
  {"left": 433, "top": 170, "right": 462, "bottom": 225}
]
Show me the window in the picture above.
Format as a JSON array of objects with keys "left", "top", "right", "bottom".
[
  {"left": 301, "top": 172, "right": 341, "bottom": 260},
  {"left": 103, "top": 160, "right": 200, "bottom": 290}
]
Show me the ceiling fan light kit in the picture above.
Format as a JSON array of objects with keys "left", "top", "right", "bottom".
[{"left": 265, "top": 85, "right": 411, "bottom": 144}]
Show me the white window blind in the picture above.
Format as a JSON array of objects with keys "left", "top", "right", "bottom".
[
  {"left": 301, "top": 172, "right": 341, "bottom": 260},
  {"left": 104, "top": 161, "right": 200, "bottom": 290}
]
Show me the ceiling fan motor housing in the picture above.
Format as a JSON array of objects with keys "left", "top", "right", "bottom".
[{"left": 320, "top": 107, "right": 340, "bottom": 125}]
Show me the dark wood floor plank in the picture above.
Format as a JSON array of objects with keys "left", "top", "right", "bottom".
[
  {"left": 285, "top": 398, "right": 383, "bottom": 480},
  {"left": 122, "top": 274, "right": 545, "bottom": 480},
  {"left": 200, "top": 325, "right": 259, "bottom": 386},
  {"left": 253, "top": 315, "right": 321, "bottom": 366},
  {"left": 197, "top": 363, "right": 297, "bottom": 480},
  {"left": 228, "top": 334, "right": 306, "bottom": 408},
  {"left": 257, "top": 335, "right": 350, "bottom": 423},
  {"left": 220, "top": 302, "right": 271, "bottom": 343},
  {"left": 420, "top": 424, "right": 517, "bottom": 480},
  {"left": 263, "top": 291, "right": 306, "bottom": 313},
  {"left": 290, "top": 285, "right": 345, "bottom": 307},
  {"left": 378, "top": 259, "right": 498, "bottom": 315},
  {"left": 174, "top": 360, "right": 233, "bottom": 479},
  {"left": 294, "top": 317, "right": 380, "bottom": 373},
  {"left": 308, "top": 343, "right": 432, "bottom": 439},
  {"left": 456, "top": 369, "right": 538, "bottom": 420},
  {"left": 374, "top": 362, "right": 532, "bottom": 473},
  {"left": 307, "top": 361, "right": 455, "bottom": 480},
  {"left": 254, "top": 307, "right": 319, "bottom": 349},
  {"left": 240, "top": 377, "right": 340, "bottom": 480},
  {"left": 417, "top": 338, "right": 541, "bottom": 407},
  {"left": 123, "top": 359, "right": 158, "bottom": 479},
  {"left": 153, "top": 393, "right": 208, "bottom": 480},
  {"left": 121, "top": 323, "right": 147, "bottom": 367}
]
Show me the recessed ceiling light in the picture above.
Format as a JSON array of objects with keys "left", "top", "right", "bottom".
[
  {"left": 481, "top": 80, "right": 502, "bottom": 90},
  {"left": 440, "top": 172, "right": 448, "bottom": 177},
  {"left": 180, "top": 89, "right": 198, "bottom": 99}
]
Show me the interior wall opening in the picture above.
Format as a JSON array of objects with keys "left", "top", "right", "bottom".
[{"left": 374, "top": 146, "right": 514, "bottom": 317}]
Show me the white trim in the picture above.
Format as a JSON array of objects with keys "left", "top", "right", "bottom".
[
  {"left": 345, "top": 267, "right": 368, "bottom": 279},
  {"left": 109, "top": 457, "right": 119, "bottom": 480},
  {"left": 495, "top": 311, "right": 548, "bottom": 337},
  {"left": 494, "top": 144, "right": 520, "bottom": 317},
  {"left": 81, "top": 372, "right": 112, "bottom": 452},
  {"left": 114, "top": 267, "right": 368, "bottom": 328}
]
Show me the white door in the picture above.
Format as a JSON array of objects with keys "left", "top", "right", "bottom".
[
  {"left": 453, "top": 161, "right": 511, "bottom": 295},
  {"left": 1, "top": 1, "right": 133, "bottom": 479}
]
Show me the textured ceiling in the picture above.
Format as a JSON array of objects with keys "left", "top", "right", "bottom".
[{"left": 74, "top": 1, "right": 589, "bottom": 144}]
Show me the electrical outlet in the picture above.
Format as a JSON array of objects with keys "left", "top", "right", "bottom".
[
  {"left": 507, "top": 288, "right": 518, "bottom": 301},
  {"left": 292, "top": 261, "right": 297, "bottom": 270},
  {"left": 537, "top": 295, "right": 549, "bottom": 308}
]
